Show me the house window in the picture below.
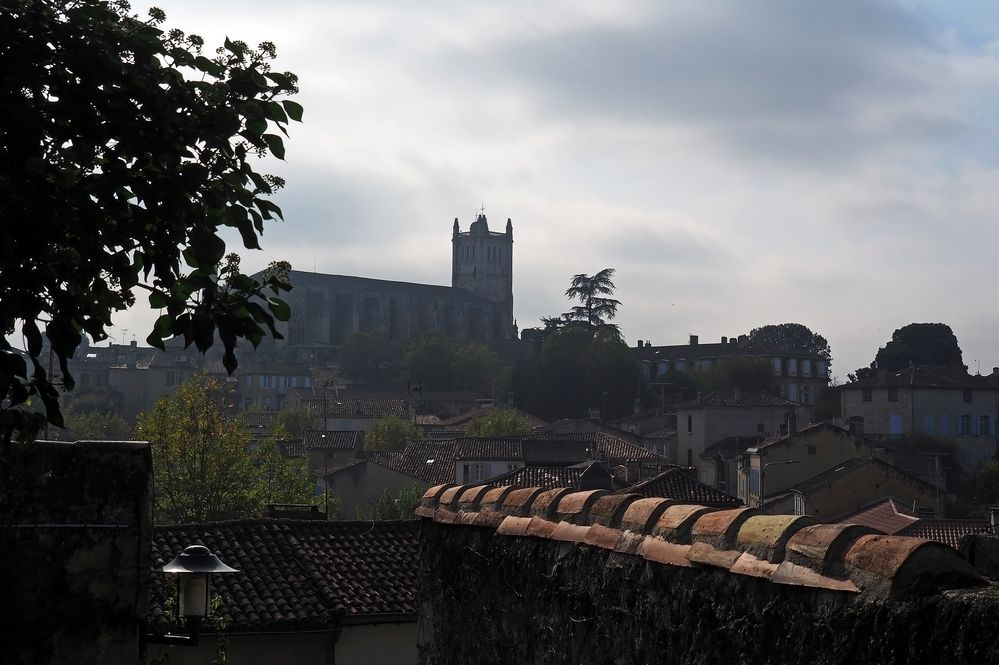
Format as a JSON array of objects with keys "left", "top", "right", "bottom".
[
  {"left": 507, "top": 463, "right": 519, "bottom": 472},
  {"left": 888, "top": 387, "right": 898, "bottom": 402},
  {"left": 166, "top": 371, "right": 178, "bottom": 386},
  {"left": 787, "top": 359, "right": 798, "bottom": 376},
  {"left": 262, "top": 375, "right": 274, "bottom": 388},
  {"left": 687, "top": 415, "right": 692, "bottom": 433},
  {"left": 959, "top": 415, "right": 972, "bottom": 435},
  {"left": 980, "top": 415, "right": 991, "bottom": 437},
  {"left": 771, "top": 358, "right": 782, "bottom": 376},
  {"left": 802, "top": 360, "right": 812, "bottom": 377},
  {"left": 862, "top": 388, "right": 872, "bottom": 402},
  {"left": 462, "top": 463, "right": 487, "bottom": 482},
  {"left": 963, "top": 389, "right": 973, "bottom": 404},
  {"left": 802, "top": 385, "right": 811, "bottom": 404}
]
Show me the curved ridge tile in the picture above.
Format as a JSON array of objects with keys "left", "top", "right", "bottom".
[
  {"left": 786, "top": 523, "right": 881, "bottom": 577},
  {"left": 582, "top": 523, "right": 624, "bottom": 550},
  {"left": 691, "top": 507, "right": 759, "bottom": 549},
  {"left": 737, "top": 515, "right": 819, "bottom": 563},
  {"left": 555, "top": 489, "right": 609, "bottom": 524},
  {"left": 620, "top": 497, "right": 674, "bottom": 534},
  {"left": 845, "top": 534, "right": 985, "bottom": 598},
  {"left": 530, "top": 488, "right": 577, "bottom": 520},
  {"left": 589, "top": 494, "right": 642, "bottom": 528},
  {"left": 653, "top": 505, "right": 716, "bottom": 544},
  {"left": 501, "top": 487, "right": 545, "bottom": 517}
]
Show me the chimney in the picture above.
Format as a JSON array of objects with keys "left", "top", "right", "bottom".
[
  {"left": 721, "top": 336, "right": 728, "bottom": 344},
  {"left": 689, "top": 334, "right": 698, "bottom": 346},
  {"left": 992, "top": 367, "right": 999, "bottom": 376},
  {"left": 636, "top": 340, "right": 643, "bottom": 348},
  {"left": 730, "top": 337, "right": 738, "bottom": 345},
  {"left": 625, "top": 460, "right": 641, "bottom": 484},
  {"left": 737, "top": 334, "right": 748, "bottom": 344}
]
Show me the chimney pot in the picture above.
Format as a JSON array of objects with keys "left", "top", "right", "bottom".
[
  {"left": 689, "top": 334, "right": 698, "bottom": 346},
  {"left": 721, "top": 336, "right": 728, "bottom": 344}
]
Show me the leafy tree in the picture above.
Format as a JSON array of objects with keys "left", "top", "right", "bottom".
[
  {"left": 400, "top": 335, "right": 500, "bottom": 392},
  {"left": 688, "top": 357, "right": 779, "bottom": 395},
  {"left": 0, "top": 1, "right": 301, "bottom": 445},
  {"left": 467, "top": 409, "right": 533, "bottom": 437},
  {"left": 562, "top": 268, "right": 622, "bottom": 333},
  {"left": 137, "top": 375, "right": 311, "bottom": 523},
  {"left": 252, "top": 425, "right": 315, "bottom": 508},
  {"left": 874, "top": 323, "right": 965, "bottom": 372},
  {"left": 513, "top": 325, "right": 646, "bottom": 421},
  {"left": 358, "top": 484, "right": 423, "bottom": 521},
  {"left": 269, "top": 409, "right": 314, "bottom": 440},
  {"left": 364, "top": 415, "right": 422, "bottom": 452},
  {"left": 63, "top": 408, "right": 131, "bottom": 441},
  {"left": 341, "top": 331, "right": 404, "bottom": 387},
  {"left": 748, "top": 323, "right": 831, "bottom": 361}
]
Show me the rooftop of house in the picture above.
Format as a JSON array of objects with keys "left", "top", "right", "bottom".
[
  {"left": 626, "top": 468, "right": 742, "bottom": 508},
  {"left": 675, "top": 391, "right": 801, "bottom": 410},
  {"left": 836, "top": 497, "right": 990, "bottom": 549},
  {"left": 486, "top": 465, "right": 628, "bottom": 490},
  {"left": 299, "top": 397, "right": 410, "bottom": 418},
  {"left": 843, "top": 364, "right": 999, "bottom": 390},
  {"left": 149, "top": 519, "right": 420, "bottom": 633},
  {"left": 789, "top": 457, "right": 940, "bottom": 498},
  {"left": 634, "top": 337, "right": 827, "bottom": 363},
  {"left": 303, "top": 430, "right": 365, "bottom": 451},
  {"left": 749, "top": 421, "right": 862, "bottom": 453},
  {"left": 700, "top": 435, "right": 765, "bottom": 460}
]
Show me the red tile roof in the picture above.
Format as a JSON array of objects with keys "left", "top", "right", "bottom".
[
  {"left": 836, "top": 498, "right": 919, "bottom": 534},
  {"left": 897, "top": 520, "right": 991, "bottom": 549},
  {"left": 149, "top": 520, "right": 419, "bottom": 632}
]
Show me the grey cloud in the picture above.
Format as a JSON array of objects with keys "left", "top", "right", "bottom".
[{"left": 460, "top": 1, "right": 962, "bottom": 166}]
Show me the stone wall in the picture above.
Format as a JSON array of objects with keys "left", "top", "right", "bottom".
[
  {"left": 0, "top": 440, "right": 152, "bottom": 664},
  {"left": 416, "top": 484, "right": 999, "bottom": 665}
]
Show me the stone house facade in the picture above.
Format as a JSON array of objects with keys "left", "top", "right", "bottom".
[{"left": 841, "top": 365, "right": 999, "bottom": 470}]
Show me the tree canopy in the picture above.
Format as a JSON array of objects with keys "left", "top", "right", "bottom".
[
  {"left": 400, "top": 335, "right": 500, "bottom": 392},
  {"left": 137, "top": 375, "right": 313, "bottom": 524},
  {"left": 748, "top": 323, "right": 831, "bottom": 361},
  {"left": 553, "top": 268, "right": 622, "bottom": 335},
  {"left": 512, "top": 325, "right": 646, "bottom": 421},
  {"left": 467, "top": 409, "right": 534, "bottom": 437},
  {"left": 874, "top": 323, "right": 965, "bottom": 371},
  {"left": 1, "top": 1, "right": 301, "bottom": 443},
  {"left": 364, "top": 415, "right": 422, "bottom": 453},
  {"left": 341, "top": 331, "right": 404, "bottom": 387}
]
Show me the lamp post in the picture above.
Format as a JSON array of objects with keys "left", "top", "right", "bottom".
[
  {"left": 758, "top": 459, "right": 800, "bottom": 510},
  {"left": 141, "top": 545, "right": 238, "bottom": 658}
]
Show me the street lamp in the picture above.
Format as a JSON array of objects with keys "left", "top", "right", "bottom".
[
  {"left": 141, "top": 545, "right": 238, "bottom": 657},
  {"left": 758, "top": 459, "right": 800, "bottom": 510}
]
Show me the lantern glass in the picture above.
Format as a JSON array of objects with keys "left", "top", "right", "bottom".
[{"left": 179, "top": 573, "right": 209, "bottom": 618}]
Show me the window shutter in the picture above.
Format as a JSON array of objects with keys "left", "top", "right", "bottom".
[{"left": 973, "top": 416, "right": 981, "bottom": 436}]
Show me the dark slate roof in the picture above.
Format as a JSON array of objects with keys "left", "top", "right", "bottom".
[
  {"left": 700, "top": 435, "right": 763, "bottom": 460},
  {"left": 149, "top": 520, "right": 419, "bottom": 632},
  {"left": 368, "top": 439, "right": 457, "bottom": 485},
  {"left": 455, "top": 437, "right": 523, "bottom": 461},
  {"left": 301, "top": 398, "right": 410, "bottom": 418},
  {"left": 635, "top": 339, "right": 825, "bottom": 363},
  {"left": 286, "top": 269, "right": 493, "bottom": 303},
  {"left": 363, "top": 451, "right": 404, "bottom": 468},
  {"left": 790, "top": 457, "right": 939, "bottom": 497},
  {"left": 280, "top": 440, "right": 305, "bottom": 458},
  {"left": 897, "top": 519, "right": 992, "bottom": 549},
  {"left": 516, "top": 431, "right": 660, "bottom": 465},
  {"left": 625, "top": 468, "right": 742, "bottom": 507},
  {"left": 751, "top": 421, "right": 861, "bottom": 452},
  {"left": 675, "top": 391, "right": 800, "bottom": 410},
  {"left": 843, "top": 364, "right": 999, "bottom": 390},
  {"left": 303, "top": 430, "right": 364, "bottom": 451},
  {"left": 485, "top": 465, "right": 630, "bottom": 490}
]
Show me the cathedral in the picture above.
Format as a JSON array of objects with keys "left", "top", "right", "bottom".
[{"left": 275, "top": 213, "right": 515, "bottom": 361}]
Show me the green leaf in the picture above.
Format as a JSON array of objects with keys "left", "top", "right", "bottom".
[
  {"left": 148, "top": 290, "right": 169, "bottom": 309},
  {"left": 23, "top": 320, "right": 43, "bottom": 357},
  {"left": 281, "top": 100, "right": 304, "bottom": 122},
  {"left": 267, "top": 297, "right": 291, "bottom": 321},
  {"left": 262, "top": 133, "right": 285, "bottom": 160}
]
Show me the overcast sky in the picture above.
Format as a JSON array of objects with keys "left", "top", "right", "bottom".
[{"left": 114, "top": 0, "right": 999, "bottom": 378}]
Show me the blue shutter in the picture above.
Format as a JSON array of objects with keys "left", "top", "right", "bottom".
[
  {"left": 922, "top": 415, "right": 934, "bottom": 435},
  {"left": 973, "top": 415, "right": 981, "bottom": 436}
]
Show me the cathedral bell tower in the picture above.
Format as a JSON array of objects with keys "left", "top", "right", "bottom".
[{"left": 451, "top": 211, "right": 514, "bottom": 336}]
